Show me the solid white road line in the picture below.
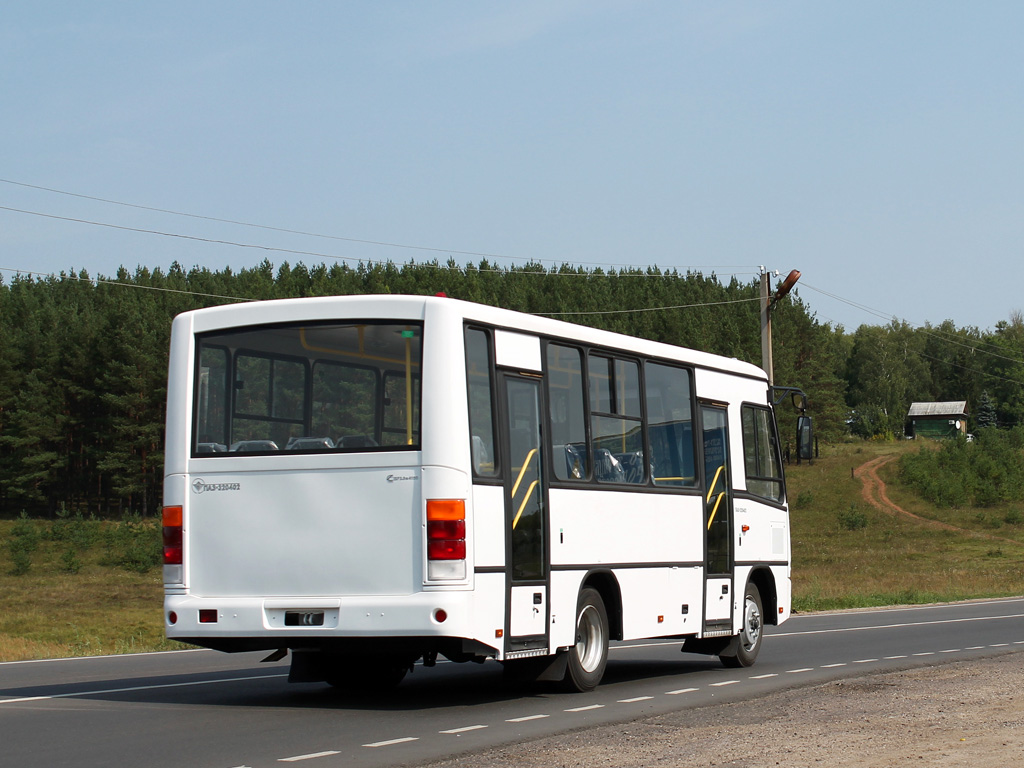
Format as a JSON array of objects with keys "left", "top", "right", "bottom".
[{"left": 0, "top": 673, "right": 289, "bottom": 705}]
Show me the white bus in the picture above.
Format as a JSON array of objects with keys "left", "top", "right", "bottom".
[{"left": 163, "top": 294, "right": 794, "bottom": 692}]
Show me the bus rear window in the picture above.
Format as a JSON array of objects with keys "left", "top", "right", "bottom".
[{"left": 193, "top": 322, "right": 422, "bottom": 455}]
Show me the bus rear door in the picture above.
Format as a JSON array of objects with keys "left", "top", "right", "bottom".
[{"left": 501, "top": 372, "right": 549, "bottom": 657}]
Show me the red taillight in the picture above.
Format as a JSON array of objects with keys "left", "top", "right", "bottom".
[
  {"left": 199, "top": 610, "right": 218, "bottom": 624},
  {"left": 162, "top": 505, "right": 183, "bottom": 565},
  {"left": 427, "top": 538, "right": 467, "bottom": 560},
  {"left": 427, "top": 500, "right": 466, "bottom": 562},
  {"left": 427, "top": 520, "right": 465, "bottom": 540}
]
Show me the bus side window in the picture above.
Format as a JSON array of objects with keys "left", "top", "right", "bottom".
[
  {"left": 644, "top": 362, "right": 696, "bottom": 487},
  {"left": 741, "top": 405, "right": 784, "bottom": 502},
  {"left": 546, "top": 343, "right": 587, "bottom": 481},
  {"left": 466, "top": 328, "right": 499, "bottom": 477},
  {"left": 589, "top": 354, "right": 644, "bottom": 485}
]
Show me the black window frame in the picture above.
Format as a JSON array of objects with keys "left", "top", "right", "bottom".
[
  {"left": 739, "top": 402, "right": 786, "bottom": 505},
  {"left": 191, "top": 320, "right": 424, "bottom": 457}
]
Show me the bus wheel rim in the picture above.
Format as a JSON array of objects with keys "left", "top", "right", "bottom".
[
  {"left": 576, "top": 605, "right": 604, "bottom": 673},
  {"left": 741, "top": 596, "right": 762, "bottom": 652}
]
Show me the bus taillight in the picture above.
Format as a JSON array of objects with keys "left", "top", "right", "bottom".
[
  {"left": 426, "top": 499, "right": 466, "bottom": 580},
  {"left": 163, "top": 505, "right": 183, "bottom": 565}
]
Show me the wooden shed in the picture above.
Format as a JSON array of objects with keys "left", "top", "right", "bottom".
[{"left": 907, "top": 401, "right": 969, "bottom": 439}]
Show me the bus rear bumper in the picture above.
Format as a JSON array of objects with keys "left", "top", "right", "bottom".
[{"left": 165, "top": 592, "right": 492, "bottom": 648}]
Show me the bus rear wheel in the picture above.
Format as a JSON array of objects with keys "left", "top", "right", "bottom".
[
  {"left": 562, "top": 587, "right": 609, "bottom": 692},
  {"left": 721, "top": 583, "right": 763, "bottom": 668}
]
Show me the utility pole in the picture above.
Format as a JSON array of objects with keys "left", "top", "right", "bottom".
[{"left": 759, "top": 267, "right": 801, "bottom": 387}]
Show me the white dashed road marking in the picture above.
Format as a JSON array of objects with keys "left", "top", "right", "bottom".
[{"left": 278, "top": 751, "right": 340, "bottom": 762}]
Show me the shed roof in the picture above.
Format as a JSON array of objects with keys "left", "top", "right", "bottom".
[{"left": 907, "top": 401, "right": 968, "bottom": 417}]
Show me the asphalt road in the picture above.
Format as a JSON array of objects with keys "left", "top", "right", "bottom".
[{"left": 2, "top": 597, "right": 1023, "bottom": 768}]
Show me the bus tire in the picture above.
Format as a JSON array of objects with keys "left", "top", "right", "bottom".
[
  {"left": 721, "top": 583, "right": 763, "bottom": 668},
  {"left": 563, "top": 587, "right": 609, "bottom": 692}
]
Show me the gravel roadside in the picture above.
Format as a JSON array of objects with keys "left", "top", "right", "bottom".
[{"left": 422, "top": 652, "right": 1024, "bottom": 767}]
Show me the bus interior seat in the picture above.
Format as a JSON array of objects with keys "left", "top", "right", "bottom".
[
  {"left": 230, "top": 440, "right": 279, "bottom": 452},
  {"left": 594, "top": 448, "right": 625, "bottom": 483},
  {"left": 336, "top": 434, "right": 378, "bottom": 448},
  {"left": 614, "top": 451, "right": 645, "bottom": 484},
  {"left": 471, "top": 435, "right": 490, "bottom": 473},
  {"left": 286, "top": 436, "right": 335, "bottom": 450}
]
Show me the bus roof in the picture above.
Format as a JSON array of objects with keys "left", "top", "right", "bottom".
[{"left": 177, "top": 294, "right": 767, "bottom": 381}]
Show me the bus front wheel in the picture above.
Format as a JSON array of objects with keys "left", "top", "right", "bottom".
[
  {"left": 721, "top": 583, "right": 763, "bottom": 668},
  {"left": 563, "top": 587, "right": 609, "bottom": 692}
]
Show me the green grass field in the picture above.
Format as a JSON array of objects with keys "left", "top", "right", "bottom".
[
  {"left": 2, "top": 439, "right": 1023, "bottom": 662},
  {"left": 788, "top": 440, "right": 1024, "bottom": 610}
]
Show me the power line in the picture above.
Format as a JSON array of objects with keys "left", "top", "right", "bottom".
[
  {"left": 0, "top": 203, "right": 760, "bottom": 283},
  {"left": 801, "top": 280, "right": 1024, "bottom": 368},
  {"left": 0, "top": 177, "right": 760, "bottom": 274},
  {"left": 0, "top": 266, "right": 251, "bottom": 302},
  {"left": 538, "top": 296, "right": 761, "bottom": 316}
]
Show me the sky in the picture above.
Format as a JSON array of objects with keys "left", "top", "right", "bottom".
[{"left": 3, "top": 1, "right": 1023, "bottom": 332}]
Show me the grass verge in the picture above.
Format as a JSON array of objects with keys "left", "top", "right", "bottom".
[
  {"left": 3, "top": 439, "right": 1024, "bottom": 661},
  {"left": 788, "top": 440, "right": 1024, "bottom": 611}
]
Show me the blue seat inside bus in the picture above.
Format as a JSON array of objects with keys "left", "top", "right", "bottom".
[
  {"left": 593, "top": 448, "right": 625, "bottom": 483},
  {"left": 553, "top": 443, "right": 587, "bottom": 480}
]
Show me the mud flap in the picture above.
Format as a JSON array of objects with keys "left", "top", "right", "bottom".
[
  {"left": 503, "top": 652, "right": 569, "bottom": 684},
  {"left": 682, "top": 636, "right": 737, "bottom": 657},
  {"left": 288, "top": 649, "right": 328, "bottom": 683}
]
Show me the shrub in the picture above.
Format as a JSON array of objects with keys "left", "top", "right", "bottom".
[
  {"left": 898, "top": 427, "right": 1024, "bottom": 508},
  {"left": 838, "top": 504, "right": 868, "bottom": 531},
  {"left": 794, "top": 491, "right": 815, "bottom": 510},
  {"left": 60, "top": 547, "right": 82, "bottom": 574},
  {"left": 6, "top": 512, "right": 41, "bottom": 575},
  {"left": 101, "top": 513, "right": 161, "bottom": 573}
]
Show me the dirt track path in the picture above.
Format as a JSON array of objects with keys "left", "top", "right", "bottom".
[{"left": 853, "top": 454, "right": 1022, "bottom": 546}]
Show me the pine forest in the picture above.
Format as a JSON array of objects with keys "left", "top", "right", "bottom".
[{"left": 1, "top": 259, "right": 1021, "bottom": 518}]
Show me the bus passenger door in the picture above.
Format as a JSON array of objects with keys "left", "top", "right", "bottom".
[
  {"left": 701, "top": 404, "right": 734, "bottom": 633},
  {"left": 501, "top": 374, "right": 549, "bottom": 653}
]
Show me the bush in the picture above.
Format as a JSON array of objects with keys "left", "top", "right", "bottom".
[
  {"left": 838, "top": 504, "right": 868, "bottom": 531},
  {"left": 898, "top": 427, "right": 1024, "bottom": 508},
  {"left": 49, "top": 507, "right": 101, "bottom": 551},
  {"left": 60, "top": 546, "right": 82, "bottom": 574},
  {"left": 794, "top": 491, "right": 815, "bottom": 510},
  {"left": 6, "top": 512, "right": 41, "bottom": 575},
  {"left": 101, "top": 513, "right": 161, "bottom": 573}
]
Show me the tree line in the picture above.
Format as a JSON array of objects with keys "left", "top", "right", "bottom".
[{"left": 0, "top": 259, "right": 1019, "bottom": 516}]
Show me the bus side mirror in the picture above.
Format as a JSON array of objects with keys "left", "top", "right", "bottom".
[{"left": 797, "top": 416, "right": 814, "bottom": 461}]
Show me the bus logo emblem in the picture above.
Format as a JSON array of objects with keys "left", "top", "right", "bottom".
[{"left": 192, "top": 478, "right": 241, "bottom": 494}]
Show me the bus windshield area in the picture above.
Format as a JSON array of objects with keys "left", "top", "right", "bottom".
[{"left": 193, "top": 321, "right": 422, "bottom": 455}]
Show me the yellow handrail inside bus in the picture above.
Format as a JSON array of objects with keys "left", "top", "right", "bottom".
[
  {"left": 706, "top": 464, "right": 725, "bottom": 503},
  {"left": 707, "top": 492, "right": 724, "bottom": 530},
  {"left": 299, "top": 327, "right": 421, "bottom": 368},
  {"left": 512, "top": 480, "right": 539, "bottom": 529},
  {"left": 511, "top": 448, "right": 538, "bottom": 498}
]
